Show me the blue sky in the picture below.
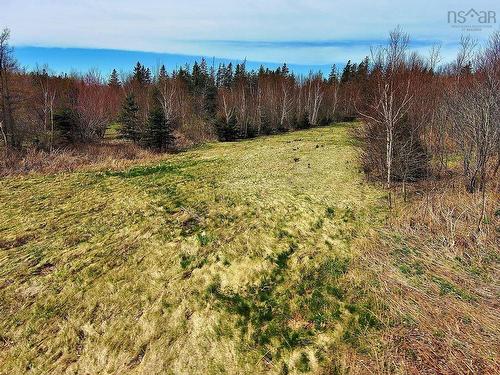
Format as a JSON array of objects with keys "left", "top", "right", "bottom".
[
  {"left": 1, "top": 0, "right": 498, "bottom": 75},
  {"left": 13, "top": 46, "right": 333, "bottom": 76}
]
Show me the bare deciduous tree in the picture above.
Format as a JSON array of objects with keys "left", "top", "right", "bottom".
[
  {"left": 304, "top": 74, "right": 324, "bottom": 126},
  {"left": 76, "top": 70, "right": 112, "bottom": 140},
  {"left": 359, "top": 27, "right": 413, "bottom": 206},
  {"left": 33, "top": 66, "right": 57, "bottom": 150},
  {"left": 0, "top": 28, "right": 18, "bottom": 148}
]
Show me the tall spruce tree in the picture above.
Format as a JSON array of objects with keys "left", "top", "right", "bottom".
[
  {"left": 356, "top": 56, "right": 370, "bottom": 81},
  {"left": 133, "top": 62, "right": 143, "bottom": 83},
  {"left": 199, "top": 58, "right": 209, "bottom": 86},
  {"left": 328, "top": 64, "right": 339, "bottom": 84},
  {"left": 234, "top": 62, "right": 246, "bottom": 82},
  {"left": 222, "top": 63, "right": 233, "bottom": 88},
  {"left": 350, "top": 62, "right": 358, "bottom": 80},
  {"left": 280, "top": 63, "right": 289, "bottom": 76},
  {"left": 143, "top": 67, "right": 152, "bottom": 85},
  {"left": 192, "top": 61, "right": 202, "bottom": 90},
  {"left": 158, "top": 64, "right": 168, "bottom": 81},
  {"left": 216, "top": 64, "right": 225, "bottom": 87},
  {"left": 341, "top": 60, "right": 352, "bottom": 83},
  {"left": 204, "top": 68, "right": 218, "bottom": 117},
  {"left": 175, "top": 65, "right": 192, "bottom": 90},
  {"left": 118, "top": 94, "right": 141, "bottom": 142},
  {"left": 133, "top": 62, "right": 151, "bottom": 85},
  {"left": 108, "top": 69, "right": 121, "bottom": 88}
]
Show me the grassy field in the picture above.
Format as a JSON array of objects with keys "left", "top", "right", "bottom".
[
  {"left": 1, "top": 123, "right": 498, "bottom": 374},
  {"left": 0, "top": 123, "right": 390, "bottom": 374}
]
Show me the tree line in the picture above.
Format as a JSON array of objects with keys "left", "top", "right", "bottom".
[
  {"left": 0, "top": 27, "right": 371, "bottom": 152},
  {"left": 356, "top": 28, "right": 499, "bottom": 209},
  {"left": 1, "top": 27, "right": 499, "bottom": 205}
]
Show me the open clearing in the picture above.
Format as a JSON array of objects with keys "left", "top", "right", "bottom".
[
  {"left": 1, "top": 123, "right": 497, "bottom": 374},
  {"left": 0, "top": 123, "right": 389, "bottom": 374}
]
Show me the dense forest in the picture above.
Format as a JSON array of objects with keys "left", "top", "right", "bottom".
[{"left": 1, "top": 28, "right": 499, "bottom": 201}]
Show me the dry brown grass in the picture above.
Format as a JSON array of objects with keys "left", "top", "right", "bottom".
[
  {"left": 356, "top": 176, "right": 500, "bottom": 374},
  {"left": 0, "top": 141, "right": 168, "bottom": 177}
]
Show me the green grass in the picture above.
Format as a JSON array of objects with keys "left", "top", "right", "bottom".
[
  {"left": 104, "top": 122, "right": 121, "bottom": 139},
  {"left": 0, "top": 123, "right": 386, "bottom": 374}
]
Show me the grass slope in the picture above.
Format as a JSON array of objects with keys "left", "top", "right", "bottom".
[{"left": 0, "top": 124, "right": 387, "bottom": 374}]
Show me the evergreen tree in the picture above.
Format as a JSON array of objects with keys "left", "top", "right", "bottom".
[
  {"left": 298, "top": 111, "right": 311, "bottom": 129},
  {"left": 260, "top": 112, "right": 273, "bottom": 135},
  {"left": 356, "top": 56, "right": 369, "bottom": 81},
  {"left": 175, "top": 65, "right": 192, "bottom": 90},
  {"left": 258, "top": 65, "right": 266, "bottom": 77},
  {"left": 281, "top": 63, "right": 289, "bottom": 76},
  {"left": 204, "top": 83, "right": 218, "bottom": 118},
  {"left": 209, "top": 64, "right": 216, "bottom": 84},
  {"left": 143, "top": 96, "right": 175, "bottom": 151},
  {"left": 192, "top": 61, "right": 202, "bottom": 90},
  {"left": 222, "top": 63, "right": 233, "bottom": 88},
  {"left": 204, "top": 68, "right": 218, "bottom": 117},
  {"left": 108, "top": 69, "right": 121, "bottom": 88},
  {"left": 54, "top": 108, "right": 78, "bottom": 144},
  {"left": 199, "top": 58, "right": 209, "bottom": 85},
  {"left": 350, "top": 63, "right": 358, "bottom": 80},
  {"left": 118, "top": 94, "right": 141, "bottom": 142},
  {"left": 133, "top": 62, "right": 151, "bottom": 85},
  {"left": 216, "top": 64, "right": 225, "bottom": 87},
  {"left": 216, "top": 114, "right": 238, "bottom": 141},
  {"left": 328, "top": 64, "right": 338, "bottom": 84},
  {"left": 143, "top": 67, "right": 152, "bottom": 85},
  {"left": 158, "top": 64, "right": 168, "bottom": 81},
  {"left": 341, "top": 60, "right": 352, "bottom": 83},
  {"left": 191, "top": 59, "right": 209, "bottom": 95},
  {"left": 234, "top": 62, "right": 246, "bottom": 82},
  {"left": 133, "top": 62, "right": 144, "bottom": 83}
]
